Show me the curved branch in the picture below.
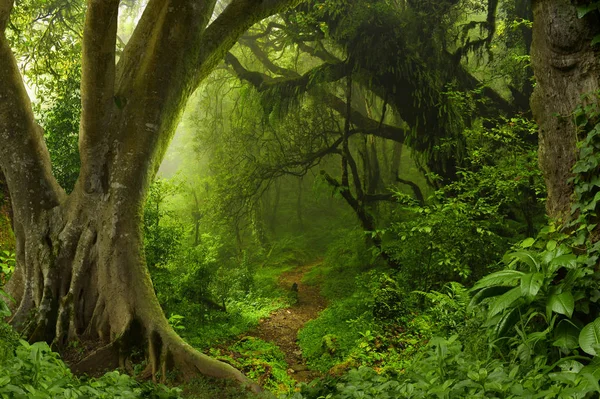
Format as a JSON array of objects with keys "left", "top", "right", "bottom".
[
  {"left": 296, "top": 41, "right": 340, "bottom": 64},
  {"left": 225, "top": 52, "right": 409, "bottom": 144},
  {"left": 396, "top": 176, "right": 425, "bottom": 206},
  {"left": 0, "top": 37, "right": 63, "bottom": 222},
  {"left": 239, "top": 34, "right": 299, "bottom": 77}
]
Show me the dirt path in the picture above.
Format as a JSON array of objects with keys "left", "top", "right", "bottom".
[{"left": 246, "top": 261, "right": 326, "bottom": 382}]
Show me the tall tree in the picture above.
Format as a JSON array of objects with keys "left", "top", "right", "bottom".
[
  {"left": 0, "top": 0, "right": 300, "bottom": 388},
  {"left": 530, "top": 0, "right": 600, "bottom": 219}
]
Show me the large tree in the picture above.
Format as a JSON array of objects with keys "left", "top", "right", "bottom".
[
  {"left": 0, "top": 0, "right": 300, "bottom": 388},
  {"left": 530, "top": 0, "right": 600, "bottom": 219}
]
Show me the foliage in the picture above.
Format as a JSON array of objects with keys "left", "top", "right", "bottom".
[
  {"left": 298, "top": 299, "right": 374, "bottom": 372},
  {"left": 209, "top": 337, "right": 296, "bottom": 393},
  {"left": 7, "top": 0, "right": 84, "bottom": 192},
  {"left": 153, "top": 252, "right": 292, "bottom": 349},
  {"left": 576, "top": 2, "right": 600, "bottom": 46},
  {"left": 0, "top": 292, "right": 181, "bottom": 399},
  {"left": 570, "top": 91, "right": 600, "bottom": 246},
  {"left": 384, "top": 115, "right": 544, "bottom": 292},
  {"left": 0, "top": 288, "right": 18, "bottom": 364},
  {"left": 0, "top": 251, "right": 15, "bottom": 287},
  {"left": 0, "top": 339, "right": 182, "bottom": 399},
  {"left": 36, "top": 63, "right": 82, "bottom": 192},
  {"left": 144, "top": 179, "right": 185, "bottom": 269},
  {"left": 289, "top": 336, "right": 600, "bottom": 398},
  {"left": 285, "top": 111, "right": 594, "bottom": 398}
]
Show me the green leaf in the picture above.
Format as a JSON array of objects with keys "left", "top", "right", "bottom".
[
  {"left": 488, "top": 287, "right": 523, "bottom": 318},
  {"left": 553, "top": 319, "right": 580, "bottom": 350},
  {"left": 593, "top": 34, "right": 600, "bottom": 46},
  {"left": 577, "top": 3, "right": 600, "bottom": 18},
  {"left": 549, "top": 254, "right": 578, "bottom": 270},
  {"left": 520, "top": 272, "right": 544, "bottom": 298},
  {"left": 494, "top": 307, "right": 520, "bottom": 337},
  {"left": 471, "top": 270, "right": 524, "bottom": 291},
  {"left": 521, "top": 237, "right": 535, "bottom": 248},
  {"left": 0, "top": 376, "right": 9, "bottom": 387},
  {"left": 548, "top": 291, "right": 575, "bottom": 318},
  {"left": 506, "top": 251, "right": 539, "bottom": 271},
  {"left": 580, "top": 318, "right": 600, "bottom": 355},
  {"left": 470, "top": 286, "right": 513, "bottom": 307},
  {"left": 546, "top": 240, "right": 557, "bottom": 251}
]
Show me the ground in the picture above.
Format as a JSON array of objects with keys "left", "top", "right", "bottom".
[{"left": 246, "top": 261, "right": 326, "bottom": 382}]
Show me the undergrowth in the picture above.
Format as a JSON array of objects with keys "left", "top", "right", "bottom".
[{"left": 283, "top": 99, "right": 600, "bottom": 399}]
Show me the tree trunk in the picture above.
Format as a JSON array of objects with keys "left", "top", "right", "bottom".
[
  {"left": 6, "top": 186, "right": 248, "bottom": 384},
  {"left": 530, "top": 0, "right": 600, "bottom": 219},
  {"left": 0, "top": 0, "right": 301, "bottom": 390}
]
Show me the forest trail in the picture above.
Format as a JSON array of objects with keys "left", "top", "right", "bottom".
[{"left": 247, "top": 261, "right": 327, "bottom": 382}]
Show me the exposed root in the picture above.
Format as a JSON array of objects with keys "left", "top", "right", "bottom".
[
  {"left": 69, "top": 319, "right": 262, "bottom": 393},
  {"left": 6, "top": 206, "right": 261, "bottom": 393},
  {"left": 70, "top": 341, "right": 121, "bottom": 376}
]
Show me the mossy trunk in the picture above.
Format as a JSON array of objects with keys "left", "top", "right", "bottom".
[
  {"left": 5, "top": 160, "right": 252, "bottom": 387},
  {"left": 530, "top": 0, "right": 600, "bottom": 219}
]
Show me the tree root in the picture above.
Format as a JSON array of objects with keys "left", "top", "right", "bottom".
[{"left": 69, "top": 320, "right": 262, "bottom": 393}]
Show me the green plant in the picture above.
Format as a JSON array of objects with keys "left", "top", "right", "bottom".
[
  {"left": 209, "top": 337, "right": 295, "bottom": 393},
  {"left": 0, "top": 251, "right": 15, "bottom": 286},
  {"left": 576, "top": 2, "right": 600, "bottom": 46},
  {"left": 470, "top": 238, "right": 583, "bottom": 343},
  {"left": 0, "top": 340, "right": 182, "bottom": 398},
  {"left": 168, "top": 314, "right": 186, "bottom": 331}
]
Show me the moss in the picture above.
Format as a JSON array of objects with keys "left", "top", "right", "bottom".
[
  {"left": 0, "top": 203, "right": 14, "bottom": 252},
  {"left": 0, "top": 321, "right": 18, "bottom": 365}
]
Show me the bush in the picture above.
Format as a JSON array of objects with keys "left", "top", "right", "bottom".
[{"left": 0, "top": 338, "right": 182, "bottom": 399}]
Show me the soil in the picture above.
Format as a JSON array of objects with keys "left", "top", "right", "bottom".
[{"left": 245, "top": 261, "right": 327, "bottom": 382}]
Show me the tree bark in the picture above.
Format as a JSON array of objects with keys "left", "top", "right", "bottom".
[
  {"left": 530, "top": 0, "right": 600, "bottom": 219},
  {"left": 0, "top": 0, "right": 301, "bottom": 390}
]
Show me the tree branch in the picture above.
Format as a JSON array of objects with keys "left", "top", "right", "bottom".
[
  {"left": 0, "top": 0, "right": 12, "bottom": 33},
  {"left": 296, "top": 41, "right": 340, "bottom": 64},
  {"left": 321, "top": 171, "right": 375, "bottom": 231},
  {"left": 396, "top": 176, "right": 425, "bottom": 205},
  {"left": 225, "top": 52, "right": 409, "bottom": 144},
  {"left": 239, "top": 34, "right": 299, "bottom": 77},
  {"left": 0, "top": 37, "right": 63, "bottom": 221},
  {"left": 78, "top": 0, "right": 120, "bottom": 193},
  {"left": 193, "top": 0, "right": 304, "bottom": 88},
  {"left": 99, "top": 0, "right": 302, "bottom": 206}
]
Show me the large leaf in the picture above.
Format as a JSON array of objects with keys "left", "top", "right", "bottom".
[
  {"left": 488, "top": 287, "right": 523, "bottom": 319},
  {"left": 507, "top": 251, "right": 539, "bottom": 271},
  {"left": 549, "top": 254, "right": 578, "bottom": 271},
  {"left": 553, "top": 319, "right": 580, "bottom": 350},
  {"left": 494, "top": 307, "right": 520, "bottom": 338},
  {"left": 577, "top": 3, "right": 600, "bottom": 18},
  {"left": 580, "top": 318, "right": 600, "bottom": 356},
  {"left": 548, "top": 291, "right": 575, "bottom": 318},
  {"left": 469, "top": 285, "right": 513, "bottom": 307},
  {"left": 471, "top": 270, "right": 524, "bottom": 291},
  {"left": 520, "top": 272, "right": 544, "bottom": 298},
  {"left": 520, "top": 237, "right": 535, "bottom": 248}
]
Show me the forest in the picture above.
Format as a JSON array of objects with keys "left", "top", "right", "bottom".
[{"left": 0, "top": 0, "right": 599, "bottom": 397}]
